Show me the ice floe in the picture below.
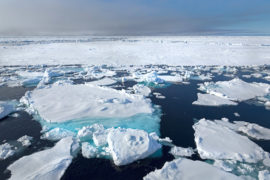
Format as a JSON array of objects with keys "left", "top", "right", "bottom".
[
  {"left": 21, "top": 83, "right": 153, "bottom": 123},
  {"left": 0, "top": 143, "right": 15, "bottom": 160},
  {"left": 132, "top": 84, "right": 151, "bottom": 96},
  {"left": 169, "top": 146, "right": 195, "bottom": 157},
  {"left": 8, "top": 137, "right": 79, "bottom": 180},
  {"left": 107, "top": 128, "right": 161, "bottom": 166},
  {"left": 192, "top": 93, "right": 237, "bottom": 106},
  {"left": 0, "top": 101, "right": 17, "bottom": 119},
  {"left": 193, "top": 119, "right": 269, "bottom": 163},
  {"left": 143, "top": 158, "right": 241, "bottom": 180},
  {"left": 17, "top": 135, "right": 33, "bottom": 147},
  {"left": 86, "top": 77, "right": 117, "bottom": 86},
  {"left": 41, "top": 128, "right": 75, "bottom": 141},
  {"left": 198, "top": 78, "right": 270, "bottom": 101},
  {"left": 259, "top": 170, "right": 270, "bottom": 180}
]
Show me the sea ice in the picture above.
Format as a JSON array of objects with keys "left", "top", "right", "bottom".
[
  {"left": 22, "top": 83, "right": 153, "bottom": 123},
  {"left": 158, "top": 75, "right": 183, "bottom": 83},
  {"left": 192, "top": 93, "right": 237, "bottom": 106},
  {"left": 86, "top": 77, "right": 117, "bottom": 86},
  {"left": 193, "top": 119, "right": 268, "bottom": 163},
  {"left": 81, "top": 142, "right": 98, "bottom": 158},
  {"left": 198, "top": 78, "right": 270, "bottom": 101},
  {"left": 17, "top": 135, "right": 33, "bottom": 147},
  {"left": 258, "top": 170, "right": 270, "bottom": 180},
  {"left": 107, "top": 128, "right": 161, "bottom": 166},
  {"left": 0, "top": 101, "right": 17, "bottom": 119},
  {"left": 143, "top": 158, "right": 241, "bottom": 180},
  {"left": 77, "top": 124, "right": 105, "bottom": 141},
  {"left": 132, "top": 84, "right": 151, "bottom": 96},
  {"left": 8, "top": 137, "right": 79, "bottom": 180},
  {"left": 169, "top": 146, "right": 195, "bottom": 157},
  {"left": 0, "top": 143, "right": 15, "bottom": 160},
  {"left": 41, "top": 128, "right": 75, "bottom": 141}
]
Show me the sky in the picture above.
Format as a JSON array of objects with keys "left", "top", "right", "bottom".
[{"left": 0, "top": 0, "right": 270, "bottom": 36}]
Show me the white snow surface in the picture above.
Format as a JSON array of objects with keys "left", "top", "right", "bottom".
[
  {"left": 193, "top": 119, "right": 268, "bottom": 163},
  {"left": 192, "top": 93, "right": 237, "bottom": 106},
  {"left": 107, "top": 128, "right": 161, "bottom": 166},
  {"left": 169, "top": 146, "right": 195, "bottom": 157},
  {"left": 199, "top": 78, "right": 270, "bottom": 101},
  {"left": 143, "top": 158, "right": 242, "bottom": 180},
  {"left": 1, "top": 36, "right": 270, "bottom": 66},
  {"left": 132, "top": 84, "right": 151, "bottom": 96},
  {"left": 8, "top": 137, "right": 79, "bottom": 180},
  {"left": 22, "top": 83, "right": 153, "bottom": 123},
  {"left": 0, "top": 143, "right": 15, "bottom": 160},
  {"left": 41, "top": 128, "right": 75, "bottom": 141},
  {"left": 17, "top": 135, "right": 33, "bottom": 147},
  {"left": 81, "top": 142, "right": 98, "bottom": 158}
]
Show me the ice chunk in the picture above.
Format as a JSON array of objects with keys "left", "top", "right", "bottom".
[
  {"left": 8, "top": 137, "right": 79, "bottom": 180},
  {"left": 169, "top": 146, "right": 194, "bottom": 157},
  {"left": 258, "top": 170, "right": 270, "bottom": 180},
  {"left": 86, "top": 77, "right": 116, "bottom": 86},
  {"left": 234, "top": 112, "right": 240, "bottom": 117},
  {"left": 41, "top": 128, "right": 75, "bottom": 141},
  {"left": 159, "top": 75, "right": 183, "bottom": 83},
  {"left": 198, "top": 78, "right": 270, "bottom": 101},
  {"left": 0, "top": 101, "right": 17, "bottom": 119},
  {"left": 192, "top": 93, "right": 237, "bottom": 106},
  {"left": 81, "top": 142, "right": 98, "bottom": 158},
  {"left": 22, "top": 83, "right": 153, "bottom": 123},
  {"left": 236, "top": 122, "right": 270, "bottom": 140},
  {"left": 193, "top": 119, "right": 268, "bottom": 163},
  {"left": 139, "top": 72, "right": 164, "bottom": 84},
  {"left": 93, "top": 128, "right": 111, "bottom": 147},
  {"left": 0, "top": 143, "right": 15, "bottom": 160},
  {"left": 77, "top": 124, "right": 105, "bottom": 141},
  {"left": 107, "top": 128, "right": 161, "bottom": 166},
  {"left": 17, "top": 135, "right": 33, "bottom": 147},
  {"left": 143, "top": 158, "right": 241, "bottom": 180},
  {"left": 133, "top": 84, "right": 151, "bottom": 96}
]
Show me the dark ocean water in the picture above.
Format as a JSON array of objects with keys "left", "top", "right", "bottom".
[{"left": 0, "top": 68, "right": 270, "bottom": 180}]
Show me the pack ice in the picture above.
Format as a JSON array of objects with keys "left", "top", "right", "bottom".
[
  {"left": 143, "top": 158, "right": 242, "bottom": 180},
  {"left": 8, "top": 137, "right": 79, "bottom": 180},
  {"left": 21, "top": 83, "right": 153, "bottom": 123},
  {"left": 193, "top": 119, "right": 269, "bottom": 163},
  {"left": 198, "top": 78, "right": 270, "bottom": 102}
]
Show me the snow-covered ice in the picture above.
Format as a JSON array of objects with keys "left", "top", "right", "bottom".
[
  {"left": 17, "top": 135, "right": 33, "bottom": 147},
  {"left": 132, "top": 84, "right": 151, "bottom": 96},
  {"left": 41, "top": 128, "right": 75, "bottom": 141},
  {"left": 77, "top": 124, "right": 105, "bottom": 141},
  {"left": 8, "top": 137, "right": 79, "bottom": 180},
  {"left": 22, "top": 83, "right": 154, "bottom": 123},
  {"left": 259, "top": 170, "right": 270, "bottom": 180},
  {"left": 143, "top": 158, "right": 242, "bottom": 180},
  {"left": 169, "top": 146, "right": 195, "bottom": 157},
  {"left": 107, "top": 128, "right": 161, "bottom": 166},
  {"left": 0, "top": 101, "right": 17, "bottom": 119},
  {"left": 0, "top": 143, "right": 15, "bottom": 160},
  {"left": 86, "top": 77, "right": 116, "bottom": 86},
  {"left": 81, "top": 142, "right": 98, "bottom": 158},
  {"left": 193, "top": 119, "right": 268, "bottom": 163},
  {"left": 198, "top": 78, "right": 270, "bottom": 102},
  {"left": 1, "top": 36, "right": 270, "bottom": 66},
  {"left": 192, "top": 93, "right": 237, "bottom": 106}
]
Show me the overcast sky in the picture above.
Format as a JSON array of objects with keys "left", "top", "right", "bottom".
[{"left": 0, "top": 0, "right": 270, "bottom": 36}]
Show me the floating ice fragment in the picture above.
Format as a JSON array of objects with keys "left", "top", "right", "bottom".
[
  {"left": 169, "top": 146, "right": 195, "bottom": 157},
  {"left": 133, "top": 84, "right": 151, "bottom": 96},
  {"left": 17, "top": 135, "right": 33, "bottom": 147},
  {"left": 22, "top": 83, "right": 153, "bottom": 123},
  {"left": 192, "top": 93, "right": 237, "bottom": 106},
  {"left": 107, "top": 128, "right": 161, "bottom": 166},
  {"left": 41, "top": 128, "right": 75, "bottom": 141},
  {"left": 81, "top": 142, "right": 98, "bottom": 158},
  {"left": 86, "top": 77, "right": 116, "bottom": 86},
  {"left": 198, "top": 78, "right": 270, "bottom": 101},
  {"left": 0, "top": 143, "right": 15, "bottom": 160},
  {"left": 8, "top": 137, "right": 79, "bottom": 180},
  {"left": 143, "top": 158, "right": 241, "bottom": 180},
  {"left": 77, "top": 124, "right": 105, "bottom": 141},
  {"left": 193, "top": 119, "right": 268, "bottom": 163},
  {"left": 0, "top": 101, "right": 17, "bottom": 119}
]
